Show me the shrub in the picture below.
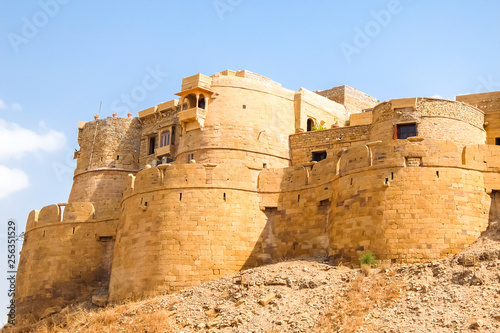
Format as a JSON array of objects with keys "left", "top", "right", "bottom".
[{"left": 359, "top": 251, "right": 376, "bottom": 266}]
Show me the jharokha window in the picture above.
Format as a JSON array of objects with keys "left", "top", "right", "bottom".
[
  {"left": 160, "top": 130, "right": 171, "bottom": 147},
  {"left": 148, "top": 136, "right": 156, "bottom": 155},
  {"left": 395, "top": 123, "right": 417, "bottom": 139}
]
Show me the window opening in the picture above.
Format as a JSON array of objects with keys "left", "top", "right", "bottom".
[
  {"left": 148, "top": 136, "right": 156, "bottom": 155},
  {"left": 396, "top": 123, "right": 417, "bottom": 139},
  {"left": 198, "top": 96, "right": 206, "bottom": 109},
  {"left": 307, "top": 118, "right": 314, "bottom": 132},
  {"left": 160, "top": 130, "right": 171, "bottom": 147},
  {"left": 312, "top": 151, "right": 327, "bottom": 162}
]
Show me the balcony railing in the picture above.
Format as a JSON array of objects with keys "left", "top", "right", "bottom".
[
  {"left": 155, "top": 145, "right": 171, "bottom": 157},
  {"left": 179, "top": 107, "right": 207, "bottom": 132}
]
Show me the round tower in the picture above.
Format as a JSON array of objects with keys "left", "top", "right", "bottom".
[
  {"left": 174, "top": 71, "right": 296, "bottom": 170},
  {"left": 370, "top": 97, "right": 486, "bottom": 147},
  {"left": 68, "top": 116, "right": 142, "bottom": 220},
  {"left": 328, "top": 98, "right": 490, "bottom": 264}
]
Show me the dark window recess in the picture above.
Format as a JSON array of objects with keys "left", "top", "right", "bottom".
[
  {"left": 312, "top": 151, "right": 327, "bottom": 162},
  {"left": 396, "top": 123, "right": 417, "bottom": 139},
  {"left": 198, "top": 97, "right": 206, "bottom": 109},
  {"left": 496, "top": 137, "right": 500, "bottom": 146},
  {"left": 171, "top": 126, "right": 176, "bottom": 145},
  {"left": 307, "top": 118, "right": 314, "bottom": 132},
  {"left": 148, "top": 136, "right": 156, "bottom": 155}
]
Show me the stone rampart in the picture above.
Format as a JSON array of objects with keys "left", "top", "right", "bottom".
[
  {"left": 328, "top": 139, "right": 498, "bottom": 264},
  {"left": 370, "top": 98, "right": 486, "bottom": 147},
  {"left": 109, "top": 163, "right": 266, "bottom": 300},
  {"left": 15, "top": 202, "right": 115, "bottom": 323}
]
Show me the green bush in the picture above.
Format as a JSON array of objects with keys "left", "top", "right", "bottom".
[{"left": 359, "top": 251, "right": 376, "bottom": 266}]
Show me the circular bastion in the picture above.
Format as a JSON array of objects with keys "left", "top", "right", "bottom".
[{"left": 370, "top": 97, "right": 486, "bottom": 148}]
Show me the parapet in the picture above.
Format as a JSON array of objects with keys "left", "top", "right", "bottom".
[
  {"left": 124, "top": 163, "right": 256, "bottom": 198},
  {"left": 25, "top": 202, "right": 96, "bottom": 232},
  {"left": 370, "top": 97, "right": 486, "bottom": 147}
]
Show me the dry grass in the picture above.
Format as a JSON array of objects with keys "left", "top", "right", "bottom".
[
  {"left": 317, "top": 268, "right": 406, "bottom": 333},
  {"left": 361, "top": 264, "right": 372, "bottom": 276},
  {"left": 3, "top": 296, "right": 178, "bottom": 333}
]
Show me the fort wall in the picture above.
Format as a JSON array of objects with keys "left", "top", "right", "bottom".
[
  {"left": 15, "top": 203, "right": 115, "bottom": 323},
  {"left": 457, "top": 91, "right": 500, "bottom": 145},
  {"left": 315, "top": 85, "right": 378, "bottom": 114},
  {"left": 69, "top": 117, "right": 141, "bottom": 220},
  {"left": 108, "top": 163, "right": 268, "bottom": 300},
  {"left": 175, "top": 75, "right": 296, "bottom": 169},
  {"left": 289, "top": 125, "right": 370, "bottom": 165},
  {"left": 370, "top": 98, "right": 486, "bottom": 147},
  {"left": 257, "top": 157, "right": 337, "bottom": 259},
  {"left": 328, "top": 139, "right": 498, "bottom": 264}
]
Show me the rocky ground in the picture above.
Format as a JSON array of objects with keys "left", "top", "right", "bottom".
[{"left": 4, "top": 221, "right": 500, "bottom": 333}]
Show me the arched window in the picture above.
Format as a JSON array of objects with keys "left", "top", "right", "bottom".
[
  {"left": 307, "top": 118, "right": 315, "bottom": 132},
  {"left": 160, "top": 130, "right": 170, "bottom": 147},
  {"left": 183, "top": 94, "right": 197, "bottom": 109},
  {"left": 198, "top": 95, "right": 206, "bottom": 109}
]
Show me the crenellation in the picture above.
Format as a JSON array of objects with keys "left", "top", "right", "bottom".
[{"left": 14, "top": 70, "right": 500, "bottom": 324}]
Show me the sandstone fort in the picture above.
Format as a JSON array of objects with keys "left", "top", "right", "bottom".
[{"left": 14, "top": 69, "right": 500, "bottom": 322}]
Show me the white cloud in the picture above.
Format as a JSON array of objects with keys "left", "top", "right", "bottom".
[
  {"left": 0, "top": 119, "right": 66, "bottom": 160},
  {"left": 0, "top": 99, "right": 6, "bottom": 109},
  {"left": 0, "top": 165, "right": 29, "bottom": 199},
  {"left": 431, "top": 94, "right": 445, "bottom": 99}
]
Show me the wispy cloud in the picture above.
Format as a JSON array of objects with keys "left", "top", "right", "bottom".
[
  {"left": 0, "top": 165, "right": 29, "bottom": 199},
  {"left": 0, "top": 119, "right": 66, "bottom": 160},
  {"left": 0, "top": 99, "right": 22, "bottom": 111}
]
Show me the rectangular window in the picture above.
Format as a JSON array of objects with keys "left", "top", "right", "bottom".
[
  {"left": 187, "top": 153, "right": 194, "bottom": 163},
  {"left": 496, "top": 137, "right": 500, "bottom": 146},
  {"left": 396, "top": 123, "right": 417, "bottom": 139},
  {"left": 312, "top": 151, "right": 327, "bottom": 162},
  {"left": 148, "top": 136, "right": 156, "bottom": 155},
  {"left": 160, "top": 130, "right": 171, "bottom": 147}
]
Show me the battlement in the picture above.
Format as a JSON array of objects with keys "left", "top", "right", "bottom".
[
  {"left": 124, "top": 162, "right": 256, "bottom": 198},
  {"left": 26, "top": 202, "right": 96, "bottom": 231}
]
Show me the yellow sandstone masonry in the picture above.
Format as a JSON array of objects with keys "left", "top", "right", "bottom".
[{"left": 14, "top": 70, "right": 500, "bottom": 323}]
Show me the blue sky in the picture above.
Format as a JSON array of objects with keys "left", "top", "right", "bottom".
[{"left": 0, "top": 0, "right": 499, "bottom": 324}]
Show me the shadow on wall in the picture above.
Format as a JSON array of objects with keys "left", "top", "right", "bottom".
[
  {"left": 240, "top": 157, "right": 338, "bottom": 268},
  {"left": 485, "top": 190, "right": 500, "bottom": 242}
]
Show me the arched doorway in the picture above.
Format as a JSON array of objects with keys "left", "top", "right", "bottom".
[
  {"left": 307, "top": 118, "right": 314, "bottom": 132},
  {"left": 198, "top": 94, "right": 206, "bottom": 109}
]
